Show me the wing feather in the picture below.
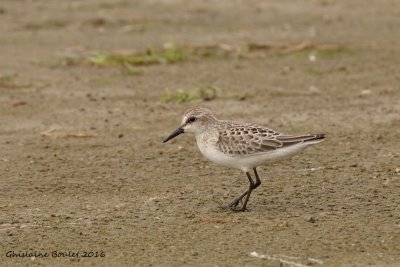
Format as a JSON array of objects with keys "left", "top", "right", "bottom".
[
  {"left": 216, "top": 123, "right": 283, "bottom": 156},
  {"left": 216, "top": 122, "right": 323, "bottom": 156}
]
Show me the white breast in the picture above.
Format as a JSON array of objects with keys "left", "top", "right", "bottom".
[{"left": 195, "top": 131, "right": 240, "bottom": 170}]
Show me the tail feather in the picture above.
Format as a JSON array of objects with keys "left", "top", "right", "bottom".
[
  {"left": 278, "top": 133, "right": 325, "bottom": 142},
  {"left": 304, "top": 133, "right": 325, "bottom": 144},
  {"left": 310, "top": 133, "right": 325, "bottom": 141},
  {"left": 276, "top": 133, "right": 325, "bottom": 148}
]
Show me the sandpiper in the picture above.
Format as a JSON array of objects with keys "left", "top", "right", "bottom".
[{"left": 163, "top": 107, "right": 325, "bottom": 211}]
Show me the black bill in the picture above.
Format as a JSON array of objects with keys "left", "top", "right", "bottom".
[{"left": 163, "top": 127, "right": 184, "bottom": 143}]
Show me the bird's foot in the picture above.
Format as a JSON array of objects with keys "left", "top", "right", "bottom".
[
  {"left": 230, "top": 206, "right": 249, "bottom": 212},
  {"left": 220, "top": 198, "right": 249, "bottom": 212},
  {"left": 225, "top": 198, "right": 242, "bottom": 208}
]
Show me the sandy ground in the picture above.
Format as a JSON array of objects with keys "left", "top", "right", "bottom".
[{"left": 1, "top": 0, "right": 400, "bottom": 266}]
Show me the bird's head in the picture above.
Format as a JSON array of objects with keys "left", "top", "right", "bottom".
[{"left": 163, "top": 107, "right": 217, "bottom": 143}]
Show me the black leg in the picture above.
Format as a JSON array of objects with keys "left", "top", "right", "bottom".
[
  {"left": 240, "top": 172, "right": 256, "bottom": 211},
  {"left": 226, "top": 172, "right": 253, "bottom": 209},
  {"left": 224, "top": 168, "right": 262, "bottom": 211},
  {"left": 253, "top": 168, "right": 261, "bottom": 189}
]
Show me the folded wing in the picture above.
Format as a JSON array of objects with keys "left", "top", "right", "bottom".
[{"left": 217, "top": 123, "right": 324, "bottom": 156}]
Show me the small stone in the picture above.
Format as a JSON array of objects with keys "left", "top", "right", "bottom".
[
  {"left": 309, "top": 85, "right": 320, "bottom": 93},
  {"left": 360, "top": 89, "right": 371, "bottom": 96},
  {"left": 306, "top": 216, "right": 316, "bottom": 223}
]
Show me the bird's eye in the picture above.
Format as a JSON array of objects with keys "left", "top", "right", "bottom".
[{"left": 188, "top": 116, "right": 196, "bottom": 123}]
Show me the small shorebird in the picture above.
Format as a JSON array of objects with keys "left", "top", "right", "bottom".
[{"left": 163, "top": 107, "right": 325, "bottom": 211}]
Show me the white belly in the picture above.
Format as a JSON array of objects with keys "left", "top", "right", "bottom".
[{"left": 196, "top": 137, "right": 312, "bottom": 173}]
